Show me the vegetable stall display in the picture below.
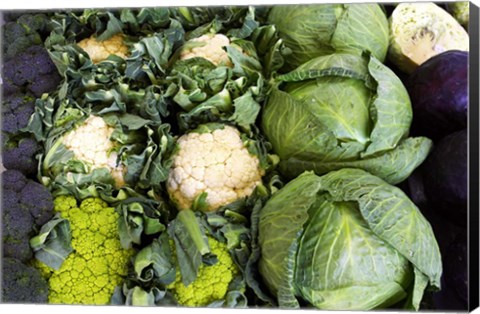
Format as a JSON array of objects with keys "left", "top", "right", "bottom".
[{"left": 0, "top": 2, "right": 473, "bottom": 311}]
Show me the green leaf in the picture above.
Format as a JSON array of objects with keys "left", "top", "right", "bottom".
[
  {"left": 263, "top": 88, "right": 360, "bottom": 165},
  {"left": 129, "top": 286, "right": 156, "bottom": 306},
  {"left": 404, "top": 267, "right": 430, "bottom": 310},
  {"left": 227, "top": 45, "right": 263, "bottom": 78},
  {"left": 112, "top": 113, "right": 152, "bottom": 131},
  {"left": 117, "top": 198, "right": 167, "bottom": 249},
  {"left": 229, "top": 92, "right": 261, "bottom": 131},
  {"left": 267, "top": 4, "right": 388, "bottom": 71},
  {"left": 258, "top": 172, "right": 320, "bottom": 297},
  {"left": 278, "top": 53, "right": 370, "bottom": 83},
  {"left": 245, "top": 199, "right": 278, "bottom": 305},
  {"left": 96, "top": 12, "right": 124, "bottom": 41},
  {"left": 277, "top": 234, "right": 301, "bottom": 308},
  {"left": 219, "top": 224, "right": 249, "bottom": 250},
  {"left": 25, "top": 96, "right": 56, "bottom": 142},
  {"left": 258, "top": 169, "right": 442, "bottom": 309},
  {"left": 267, "top": 4, "right": 338, "bottom": 70},
  {"left": 330, "top": 4, "right": 389, "bottom": 62},
  {"left": 30, "top": 214, "right": 73, "bottom": 270},
  {"left": 281, "top": 137, "right": 433, "bottom": 185},
  {"left": 318, "top": 168, "right": 442, "bottom": 290},
  {"left": 168, "top": 209, "right": 211, "bottom": 286},
  {"left": 361, "top": 55, "right": 412, "bottom": 157},
  {"left": 226, "top": 6, "right": 259, "bottom": 39},
  {"left": 294, "top": 196, "right": 410, "bottom": 310},
  {"left": 263, "top": 53, "right": 430, "bottom": 185},
  {"left": 133, "top": 233, "right": 176, "bottom": 285}
]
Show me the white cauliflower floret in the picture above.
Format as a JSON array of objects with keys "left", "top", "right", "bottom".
[
  {"left": 167, "top": 125, "right": 264, "bottom": 212},
  {"left": 63, "top": 116, "right": 126, "bottom": 187},
  {"left": 179, "top": 33, "right": 233, "bottom": 67},
  {"left": 77, "top": 33, "right": 129, "bottom": 63}
]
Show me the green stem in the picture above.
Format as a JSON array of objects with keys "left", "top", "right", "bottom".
[{"left": 177, "top": 209, "right": 210, "bottom": 255}]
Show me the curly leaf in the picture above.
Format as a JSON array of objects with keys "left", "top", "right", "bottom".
[
  {"left": 167, "top": 209, "right": 211, "bottom": 286},
  {"left": 30, "top": 214, "right": 73, "bottom": 270},
  {"left": 133, "top": 233, "right": 176, "bottom": 285},
  {"left": 117, "top": 197, "right": 167, "bottom": 249},
  {"left": 318, "top": 168, "right": 442, "bottom": 304}
]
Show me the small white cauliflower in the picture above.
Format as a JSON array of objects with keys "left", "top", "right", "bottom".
[
  {"left": 77, "top": 33, "right": 129, "bottom": 63},
  {"left": 179, "top": 33, "right": 234, "bottom": 67},
  {"left": 63, "top": 116, "right": 125, "bottom": 187},
  {"left": 167, "top": 124, "right": 264, "bottom": 212}
]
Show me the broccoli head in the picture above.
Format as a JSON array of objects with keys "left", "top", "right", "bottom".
[
  {"left": 2, "top": 45, "right": 62, "bottom": 98},
  {"left": 1, "top": 257, "right": 49, "bottom": 303},
  {"left": 38, "top": 196, "right": 135, "bottom": 305},
  {"left": 1, "top": 93, "right": 36, "bottom": 135},
  {"left": 1, "top": 44, "right": 61, "bottom": 175},
  {"left": 1, "top": 170, "right": 54, "bottom": 261},
  {"left": 1, "top": 136, "right": 41, "bottom": 176},
  {"left": 1, "top": 93, "right": 40, "bottom": 175},
  {"left": 2, "top": 13, "right": 52, "bottom": 61}
]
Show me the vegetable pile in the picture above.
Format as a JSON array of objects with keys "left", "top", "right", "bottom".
[{"left": 0, "top": 2, "right": 472, "bottom": 311}]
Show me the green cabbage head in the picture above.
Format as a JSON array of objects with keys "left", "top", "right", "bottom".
[
  {"left": 258, "top": 169, "right": 442, "bottom": 310},
  {"left": 262, "top": 53, "right": 432, "bottom": 185},
  {"left": 268, "top": 3, "right": 389, "bottom": 71}
]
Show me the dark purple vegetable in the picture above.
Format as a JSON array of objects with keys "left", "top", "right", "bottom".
[
  {"left": 1, "top": 257, "right": 49, "bottom": 304},
  {"left": 1, "top": 13, "right": 52, "bottom": 62},
  {"left": 1, "top": 137, "right": 41, "bottom": 176},
  {"left": 422, "top": 129, "right": 467, "bottom": 226},
  {"left": 1, "top": 170, "right": 54, "bottom": 262},
  {"left": 444, "top": 231, "right": 468, "bottom": 305},
  {"left": 406, "top": 50, "right": 468, "bottom": 141},
  {"left": 427, "top": 230, "right": 468, "bottom": 311},
  {"left": 1, "top": 44, "right": 62, "bottom": 175},
  {"left": 1, "top": 45, "right": 62, "bottom": 98}
]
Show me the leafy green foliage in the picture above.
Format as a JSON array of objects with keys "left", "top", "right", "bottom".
[
  {"left": 262, "top": 53, "right": 432, "bottom": 184},
  {"left": 30, "top": 214, "right": 73, "bottom": 270},
  {"left": 258, "top": 170, "right": 442, "bottom": 310},
  {"left": 268, "top": 3, "right": 389, "bottom": 71}
]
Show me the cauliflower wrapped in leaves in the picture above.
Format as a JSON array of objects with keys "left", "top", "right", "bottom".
[
  {"left": 167, "top": 124, "right": 264, "bottom": 212},
  {"left": 77, "top": 33, "right": 129, "bottom": 63}
]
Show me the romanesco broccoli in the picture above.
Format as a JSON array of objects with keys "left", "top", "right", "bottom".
[
  {"left": 168, "top": 237, "right": 239, "bottom": 307},
  {"left": 40, "top": 195, "right": 134, "bottom": 305}
]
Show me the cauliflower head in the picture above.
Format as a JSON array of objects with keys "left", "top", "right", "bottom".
[
  {"left": 62, "top": 115, "right": 126, "bottom": 188},
  {"left": 168, "top": 237, "right": 239, "bottom": 306},
  {"left": 77, "top": 33, "right": 129, "bottom": 63},
  {"left": 179, "top": 33, "right": 234, "bottom": 67},
  {"left": 45, "top": 195, "right": 134, "bottom": 305},
  {"left": 167, "top": 124, "right": 264, "bottom": 212}
]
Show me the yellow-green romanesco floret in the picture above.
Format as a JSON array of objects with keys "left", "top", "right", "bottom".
[
  {"left": 168, "top": 237, "right": 239, "bottom": 307},
  {"left": 45, "top": 195, "right": 134, "bottom": 305}
]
